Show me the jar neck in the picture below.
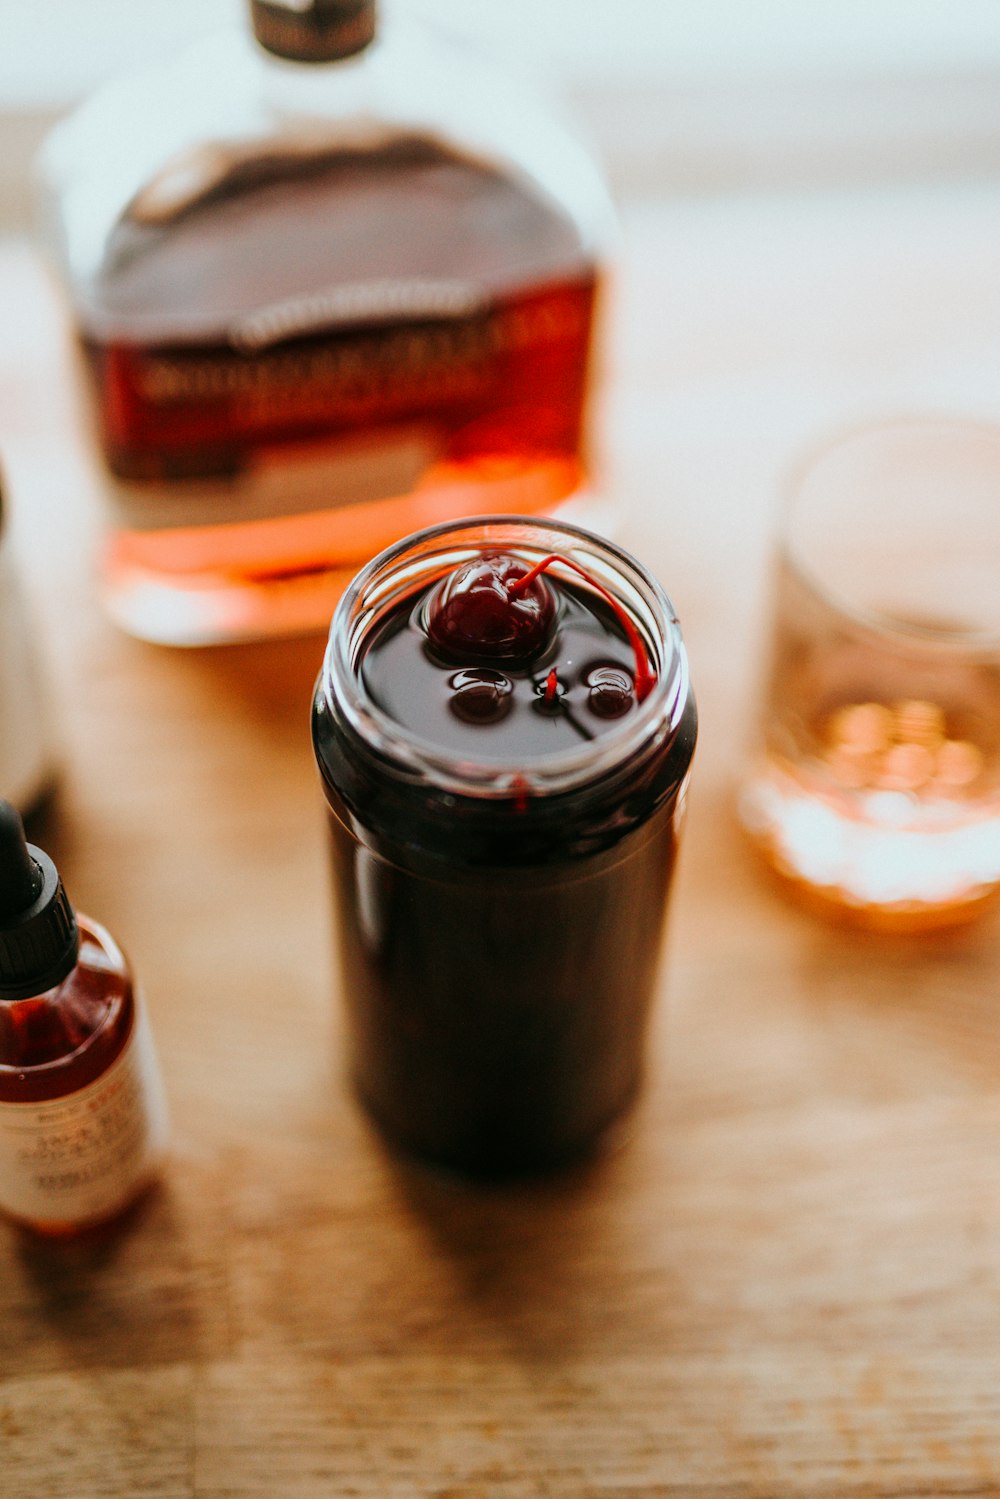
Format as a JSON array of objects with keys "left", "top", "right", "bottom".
[
  {"left": 249, "top": 0, "right": 376, "bottom": 64},
  {"left": 317, "top": 516, "right": 691, "bottom": 805}
]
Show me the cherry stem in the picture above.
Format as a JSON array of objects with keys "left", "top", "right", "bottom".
[
  {"left": 509, "top": 554, "right": 657, "bottom": 702},
  {"left": 544, "top": 668, "right": 559, "bottom": 703}
]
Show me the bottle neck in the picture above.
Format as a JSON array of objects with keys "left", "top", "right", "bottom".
[
  {"left": 249, "top": 0, "right": 376, "bottom": 64},
  {"left": 0, "top": 815, "right": 79, "bottom": 1003}
]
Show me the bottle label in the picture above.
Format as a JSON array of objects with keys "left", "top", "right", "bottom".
[
  {"left": 0, "top": 1000, "right": 168, "bottom": 1227},
  {"left": 82, "top": 276, "right": 597, "bottom": 533}
]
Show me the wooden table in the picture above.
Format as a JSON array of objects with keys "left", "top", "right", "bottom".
[{"left": 3, "top": 181, "right": 1000, "bottom": 1496}]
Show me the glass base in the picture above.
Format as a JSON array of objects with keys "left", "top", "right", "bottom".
[{"left": 740, "top": 754, "right": 1000, "bottom": 932}]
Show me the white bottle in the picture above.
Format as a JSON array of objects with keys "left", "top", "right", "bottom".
[{"left": 0, "top": 475, "right": 55, "bottom": 817}]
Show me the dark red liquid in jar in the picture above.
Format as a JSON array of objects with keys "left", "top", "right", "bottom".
[
  {"left": 313, "top": 532, "right": 696, "bottom": 1178},
  {"left": 364, "top": 580, "right": 643, "bottom": 758}
]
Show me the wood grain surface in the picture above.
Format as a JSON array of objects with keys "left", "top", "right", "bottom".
[{"left": 2, "top": 181, "right": 1000, "bottom": 1497}]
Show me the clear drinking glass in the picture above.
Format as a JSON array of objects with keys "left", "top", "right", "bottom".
[{"left": 739, "top": 418, "right": 1000, "bottom": 931}]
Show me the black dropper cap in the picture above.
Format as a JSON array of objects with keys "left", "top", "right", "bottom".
[
  {"left": 0, "top": 800, "right": 78, "bottom": 1001},
  {"left": 250, "top": 0, "right": 376, "bottom": 63}
]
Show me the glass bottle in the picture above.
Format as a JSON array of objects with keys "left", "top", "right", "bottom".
[
  {"left": 38, "top": 0, "right": 615, "bottom": 645},
  {"left": 0, "top": 802, "right": 168, "bottom": 1234}
]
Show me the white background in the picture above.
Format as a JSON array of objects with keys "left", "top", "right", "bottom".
[
  {"left": 3, "top": 0, "right": 1000, "bottom": 103},
  {"left": 2, "top": 0, "right": 1000, "bottom": 218}
]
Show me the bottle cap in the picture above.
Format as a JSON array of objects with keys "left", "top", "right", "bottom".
[
  {"left": 0, "top": 800, "right": 78, "bottom": 1001},
  {"left": 250, "top": 0, "right": 376, "bottom": 63}
]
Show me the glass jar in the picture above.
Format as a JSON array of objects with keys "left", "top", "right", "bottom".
[{"left": 0, "top": 479, "right": 55, "bottom": 818}]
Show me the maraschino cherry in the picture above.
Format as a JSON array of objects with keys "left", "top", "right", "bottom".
[{"left": 425, "top": 553, "right": 555, "bottom": 661}]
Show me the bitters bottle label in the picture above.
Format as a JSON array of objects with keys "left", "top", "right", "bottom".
[{"left": 0, "top": 1001, "right": 168, "bottom": 1226}]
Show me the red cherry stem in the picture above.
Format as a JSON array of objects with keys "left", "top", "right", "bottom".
[{"left": 508, "top": 554, "right": 657, "bottom": 702}]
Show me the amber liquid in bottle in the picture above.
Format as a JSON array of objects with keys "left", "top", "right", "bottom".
[
  {"left": 77, "top": 137, "right": 601, "bottom": 641},
  {"left": 312, "top": 528, "right": 697, "bottom": 1178}
]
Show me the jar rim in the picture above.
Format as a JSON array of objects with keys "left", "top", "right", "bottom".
[{"left": 317, "top": 514, "right": 691, "bottom": 800}]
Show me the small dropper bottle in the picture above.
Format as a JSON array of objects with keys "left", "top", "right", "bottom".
[{"left": 0, "top": 801, "right": 167, "bottom": 1234}]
